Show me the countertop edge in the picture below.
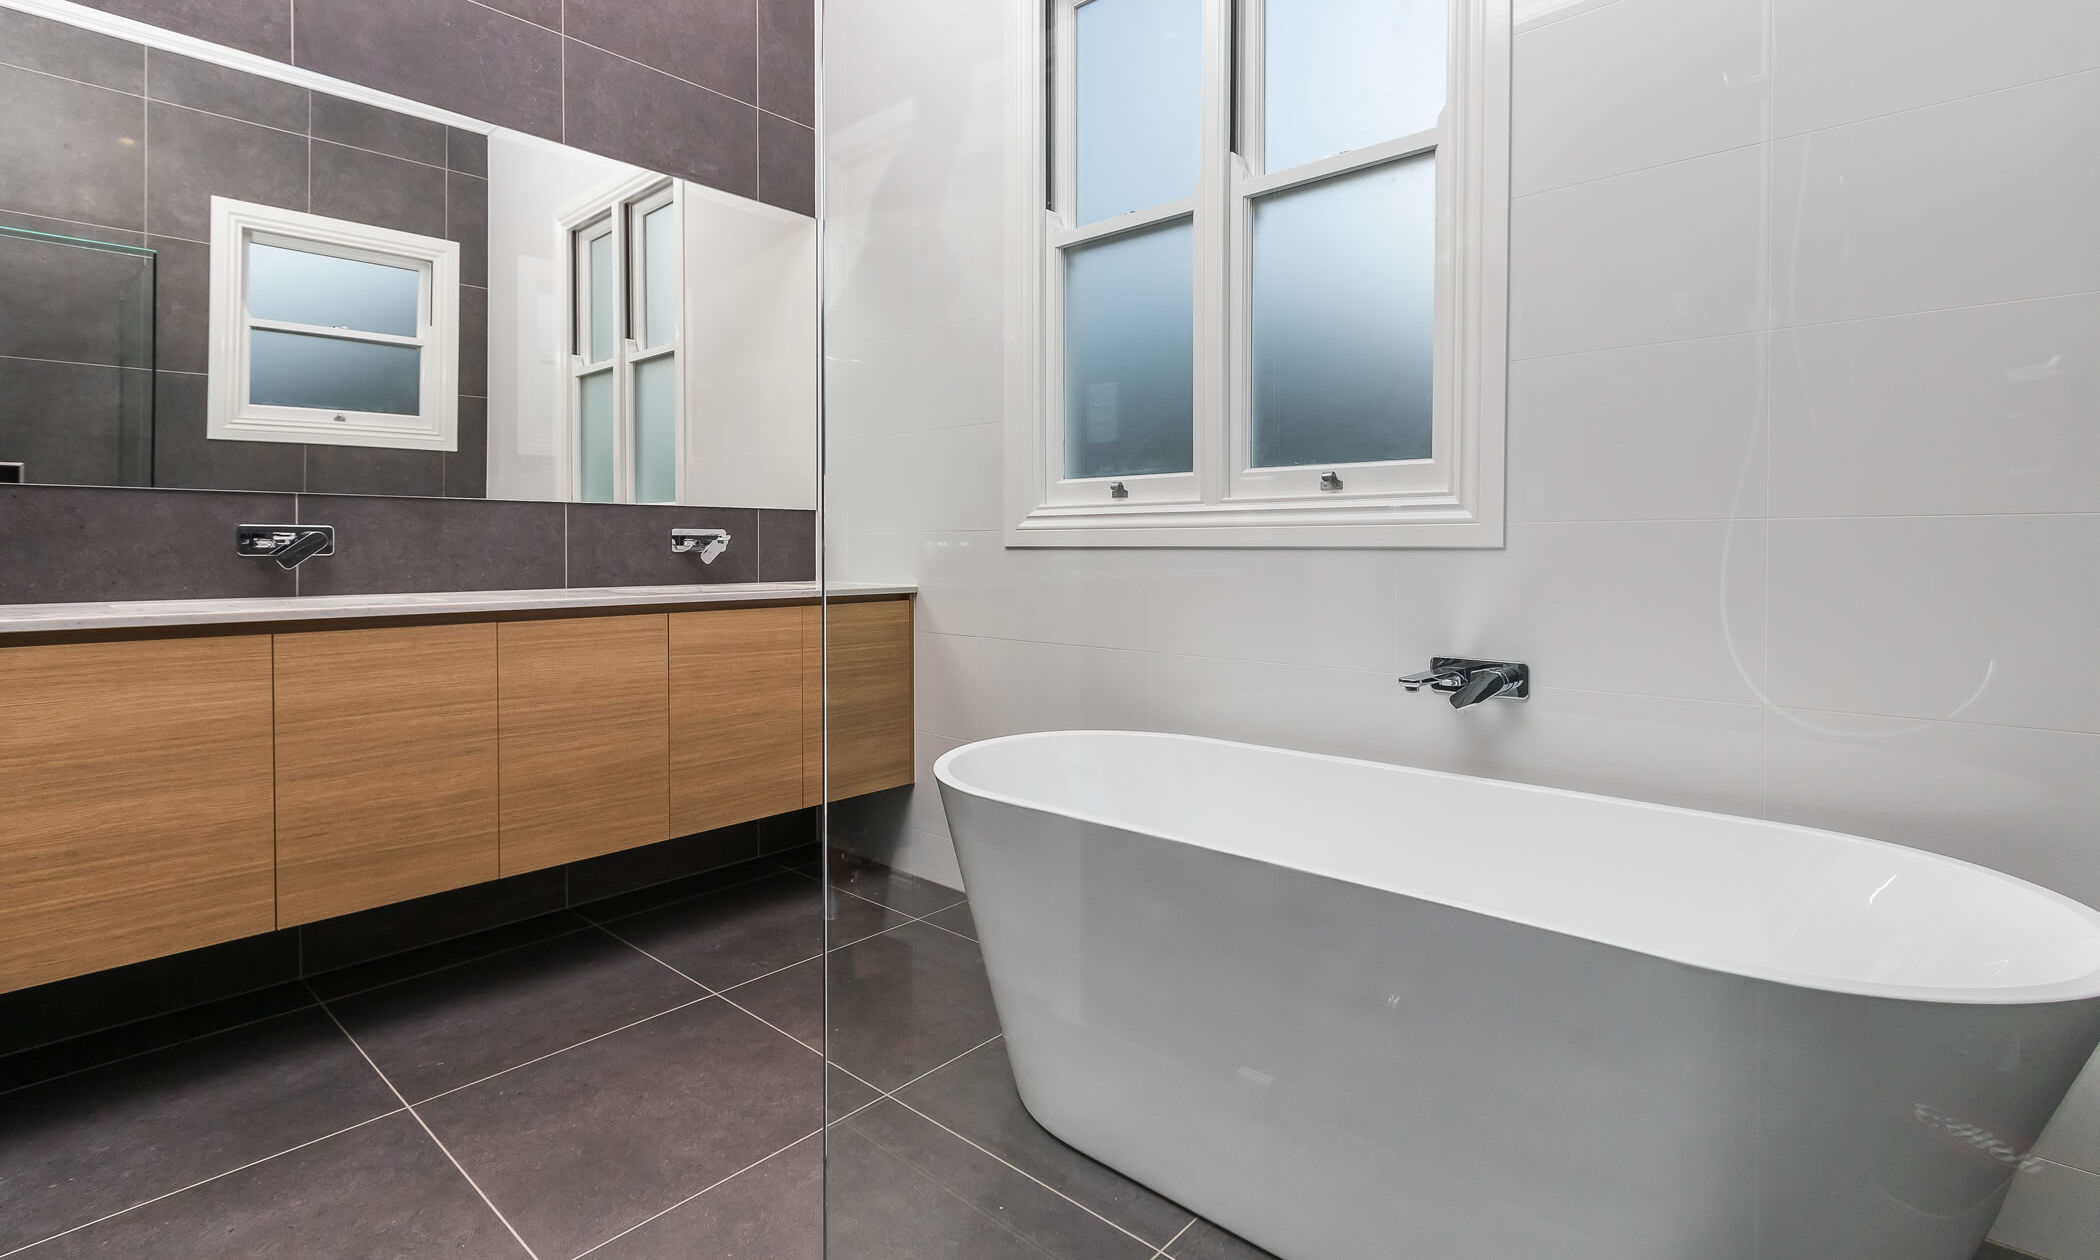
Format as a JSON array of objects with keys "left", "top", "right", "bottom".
[{"left": 0, "top": 583, "right": 916, "bottom": 635}]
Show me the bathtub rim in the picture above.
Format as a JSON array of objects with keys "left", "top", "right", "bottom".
[{"left": 934, "top": 729, "right": 2100, "bottom": 1007}]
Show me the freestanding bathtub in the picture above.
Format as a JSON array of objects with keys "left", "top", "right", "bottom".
[{"left": 934, "top": 731, "right": 2100, "bottom": 1260}]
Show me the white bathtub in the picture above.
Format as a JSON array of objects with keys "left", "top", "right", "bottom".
[{"left": 934, "top": 731, "right": 2100, "bottom": 1260}]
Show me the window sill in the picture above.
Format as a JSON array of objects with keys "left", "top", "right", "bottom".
[{"left": 1005, "top": 498, "right": 1504, "bottom": 549}]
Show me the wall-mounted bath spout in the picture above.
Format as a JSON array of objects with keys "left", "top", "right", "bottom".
[
  {"left": 1399, "top": 657, "right": 1530, "bottom": 709},
  {"left": 671, "top": 527, "right": 731, "bottom": 564},
  {"left": 235, "top": 524, "right": 335, "bottom": 570}
]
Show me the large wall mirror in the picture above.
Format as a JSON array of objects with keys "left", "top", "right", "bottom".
[{"left": 0, "top": 4, "right": 816, "bottom": 511}]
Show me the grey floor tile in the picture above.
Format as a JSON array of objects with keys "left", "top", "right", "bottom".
[
  {"left": 26, "top": 1111, "right": 523, "bottom": 1259},
  {"left": 827, "top": 1065, "right": 884, "bottom": 1122},
  {"left": 1169, "top": 1218, "right": 1281, "bottom": 1260},
  {"left": 0, "top": 1007, "right": 398, "bottom": 1252},
  {"left": 817, "top": 922, "right": 1003, "bottom": 1091},
  {"left": 826, "top": 1100, "right": 1155, "bottom": 1260},
  {"left": 896, "top": 1039, "right": 1189, "bottom": 1248},
  {"left": 604, "top": 871, "right": 903, "bottom": 991},
  {"left": 825, "top": 850, "right": 966, "bottom": 918},
  {"left": 325, "top": 926, "right": 704, "bottom": 1101},
  {"left": 921, "top": 900, "right": 977, "bottom": 942},
  {"left": 589, "top": 1133, "right": 820, "bottom": 1260},
  {"left": 724, "top": 956, "right": 822, "bottom": 1049},
  {"left": 419, "top": 998, "right": 821, "bottom": 1260}
]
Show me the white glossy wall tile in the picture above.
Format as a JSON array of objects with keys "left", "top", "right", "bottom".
[{"left": 822, "top": 0, "right": 2100, "bottom": 1252}]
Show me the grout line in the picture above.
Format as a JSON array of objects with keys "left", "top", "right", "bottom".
[
  {"left": 0, "top": 353, "right": 159, "bottom": 372},
  {"left": 309, "top": 987, "right": 542, "bottom": 1259},
  {"left": 595, "top": 921, "right": 831, "bottom": 1055},
  {"left": 408, "top": 993, "right": 713, "bottom": 1107},
  {"left": 0, "top": 1107, "right": 407, "bottom": 1258},
  {"left": 571, "top": 1129, "right": 821, "bottom": 1258},
  {"left": 1150, "top": 1217, "right": 1198, "bottom": 1259}
]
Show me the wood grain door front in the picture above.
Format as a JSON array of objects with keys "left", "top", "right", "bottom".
[
  {"left": 273, "top": 622, "right": 499, "bottom": 926},
  {"left": 670, "top": 605, "right": 807, "bottom": 835},
  {"left": 0, "top": 635, "right": 276, "bottom": 993},
  {"left": 497, "top": 614, "right": 670, "bottom": 875}
]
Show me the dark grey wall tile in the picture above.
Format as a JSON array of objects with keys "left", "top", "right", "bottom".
[
  {"left": 758, "top": 113, "right": 815, "bottom": 217},
  {"left": 0, "top": 483, "right": 298, "bottom": 602},
  {"left": 563, "top": 502, "right": 760, "bottom": 587},
  {"left": 444, "top": 397, "right": 487, "bottom": 498},
  {"left": 564, "top": 823, "right": 761, "bottom": 906},
  {"left": 447, "top": 171, "right": 488, "bottom": 286},
  {"left": 77, "top": 0, "right": 293, "bottom": 62},
  {"left": 445, "top": 126, "right": 488, "bottom": 177},
  {"left": 758, "top": 508, "right": 816, "bottom": 582},
  {"left": 0, "top": 66, "right": 145, "bottom": 231},
  {"left": 145, "top": 49, "right": 307, "bottom": 131},
  {"left": 563, "top": 40, "right": 757, "bottom": 198},
  {"left": 293, "top": 492, "right": 565, "bottom": 594},
  {"left": 147, "top": 233, "right": 208, "bottom": 374},
  {"left": 151, "top": 370, "right": 304, "bottom": 492},
  {"left": 310, "top": 92, "right": 446, "bottom": 165},
  {"left": 309, "top": 139, "right": 446, "bottom": 237},
  {"left": 566, "top": 0, "right": 755, "bottom": 104},
  {"left": 459, "top": 284, "right": 488, "bottom": 398},
  {"left": 298, "top": 870, "right": 567, "bottom": 976},
  {"left": 294, "top": 0, "right": 564, "bottom": 142},
  {"left": 303, "top": 444, "right": 444, "bottom": 498},
  {"left": 758, "top": 0, "right": 814, "bottom": 126},
  {"left": 0, "top": 8, "right": 144, "bottom": 92},
  {"left": 0, "top": 932, "right": 299, "bottom": 1060},
  {"left": 0, "top": 359, "right": 137, "bottom": 487},
  {"left": 145, "top": 101, "right": 307, "bottom": 239},
  {"left": 0, "top": 234, "right": 155, "bottom": 366}
]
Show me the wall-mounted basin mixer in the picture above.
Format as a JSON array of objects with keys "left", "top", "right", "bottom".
[
  {"left": 236, "top": 524, "right": 335, "bottom": 570},
  {"left": 671, "top": 528, "right": 732, "bottom": 564},
  {"left": 1399, "top": 658, "right": 1531, "bottom": 710}
]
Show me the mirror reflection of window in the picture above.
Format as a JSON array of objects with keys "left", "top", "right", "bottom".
[{"left": 565, "top": 180, "right": 683, "bottom": 505}]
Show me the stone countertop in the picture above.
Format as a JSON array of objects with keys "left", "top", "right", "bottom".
[{"left": 0, "top": 582, "right": 915, "bottom": 635}]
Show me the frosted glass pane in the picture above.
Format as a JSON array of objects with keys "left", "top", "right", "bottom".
[
  {"left": 1265, "top": 0, "right": 1445, "bottom": 172},
  {"left": 1063, "top": 218, "right": 1194, "bottom": 479},
  {"left": 247, "top": 243, "right": 419, "bottom": 336},
  {"left": 249, "top": 329, "right": 421, "bottom": 415},
  {"left": 1075, "top": 0, "right": 1202, "bottom": 225},
  {"left": 1251, "top": 158, "right": 1433, "bottom": 468},
  {"left": 579, "top": 369, "right": 615, "bottom": 502},
  {"left": 634, "top": 355, "right": 677, "bottom": 503},
  {"left": 641, "top": 204, "right": 677, "bottom": 349},
  {"left": 588, "top": 231, "right": 615, "bottom": 362}
]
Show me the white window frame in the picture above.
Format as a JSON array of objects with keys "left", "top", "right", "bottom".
[
  {"left": 1008, "top": 0, "right": 1510, "bottom": 548},
  {"left": 206, "top": 197, "right": 460, "bottom": 451},
  {"left": 557, "top": 173, "right": 687, "bottom": 505}
]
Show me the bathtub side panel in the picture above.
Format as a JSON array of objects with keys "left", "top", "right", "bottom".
[{"left": 943, "top": 780, "right": 2100, "bottom": 1260}]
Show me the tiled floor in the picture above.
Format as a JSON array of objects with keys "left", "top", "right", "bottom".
[{"left": 0, "top": 849, "right": 2040, "bottom": 1260}]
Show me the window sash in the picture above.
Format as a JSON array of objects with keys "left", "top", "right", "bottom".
[
  {"left": 562, "top": 178, "right": 683, "bottom": 504},
  {"left": 1016, "top": 0, "right": 1508, "bottom": 548},
  {"left": 207, "top": 198, "right": 459, "bottom": 450}
]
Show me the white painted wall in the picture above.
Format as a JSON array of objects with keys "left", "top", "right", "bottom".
[
  {"left": 819, "top": 0, "right": 2100, "bottom": 1251},
  {"left": 485, "top": 131, "right": 817, "bottom": 509}
]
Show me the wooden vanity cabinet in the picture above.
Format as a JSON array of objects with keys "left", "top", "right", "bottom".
[
  {"left": 808, "top": 598, "right": 915, "bottom": 804},
  {"left": 0, "top": 635, "right": 276, "bottom": 992},
  {"left": 497, "top": 614, "right": 672, "bottom": 875},
  {"left": 272, "top": 623, "right": 499, "bottom": 925},
  {"left": 669, "top": 605, "right": 810, "bottom": 836}
]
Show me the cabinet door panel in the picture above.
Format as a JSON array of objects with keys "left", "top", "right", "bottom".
[
  {"left": 670, "top": 606, "right": 807, "bottom": 835},
  {"left": 498, "top": 614, "right": 670, "bottom": 875},
  {"left": 0, "top": 636, "right": 275, "bottom": 993},
  {"left": 812, "top": 598, "right": 915, "bottom": 803},
  {"left": 273, "top": 623, "right": 499, "bottom": 926}
]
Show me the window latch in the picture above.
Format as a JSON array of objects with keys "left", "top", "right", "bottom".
[
  {"left": 1109, "top": 481, "right": 1129, "bottom": 499},
  {"left": 1319, "top": 471, "right": 1344, "bottom": 492}
]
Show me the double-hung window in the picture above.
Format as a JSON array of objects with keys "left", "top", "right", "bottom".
[
  {"left": 207, "top": 198, "right": 460, "bottom": 451},
  {"left": 564, "top": 177, "right": 684, "bottom": 504},
  {"left": 1016, "top": 0, "right": 1510, "bottom": 547}
]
